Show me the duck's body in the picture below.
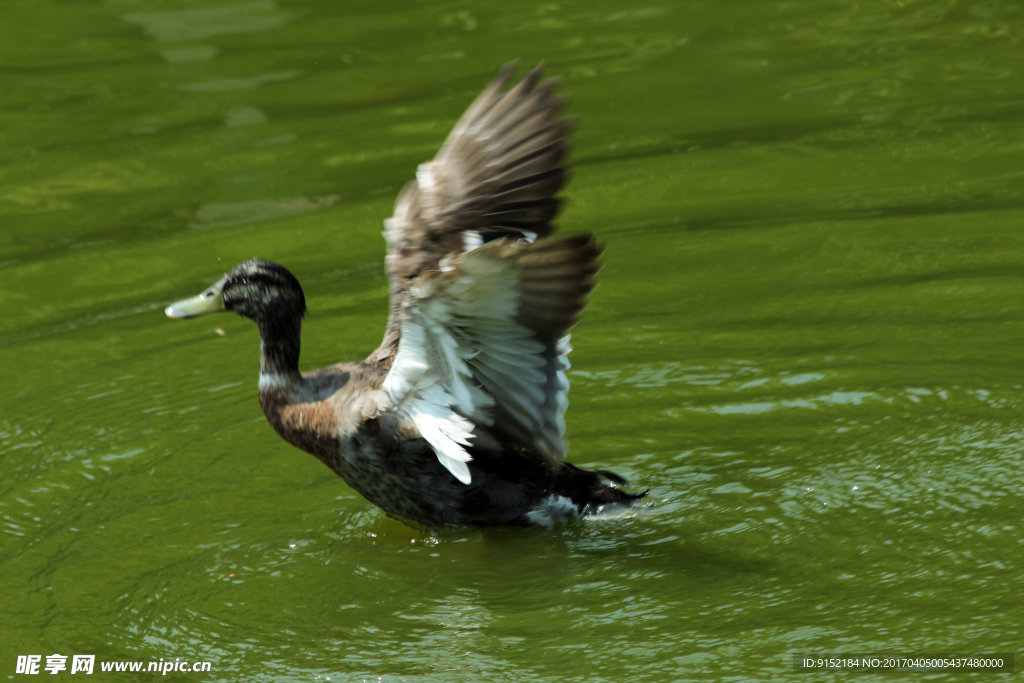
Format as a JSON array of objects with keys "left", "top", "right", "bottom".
[
  {"left": 258, "top": 361, "right": 639, "bottom": 528},
  {"left": 258, "top": 362, "right": 460, "bottom": 527},
  {"left": 166, "top": 63, "right": 647, "bottom": 529}
]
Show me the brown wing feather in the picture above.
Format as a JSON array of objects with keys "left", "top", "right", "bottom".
[
  {"left": 371, "top": 63, "right": 571, "bottom": 364},
  {"left": 489, "top": 234, "right": 601, "bottom": 458},
  {"left": 490, "top": 233, "right": 602, "bottom": 344},
  {"left": 447, "top": 234, "right": 601, "bottom": 458}
]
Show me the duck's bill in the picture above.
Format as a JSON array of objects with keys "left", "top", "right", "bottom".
[{"left": 165, "top": 276, "right": 227, "bottom": 319}]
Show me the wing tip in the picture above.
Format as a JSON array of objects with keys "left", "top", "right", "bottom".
[
  {"left": 496, "top": 59, "right": 520, "bottom": 88},
  {"left": 443, "top": 456, "right": 473, "bottom": 485}
]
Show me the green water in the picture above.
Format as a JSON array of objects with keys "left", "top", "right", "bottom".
[{"left": 2, "top": 0, "right": 1023, "bottom": 680}]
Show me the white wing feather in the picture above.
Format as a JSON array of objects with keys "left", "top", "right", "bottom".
[
  {"left": 382, "top": 313, "right": 491, "bottom": 485},
  {"left": 382, "top": 243, "right": 578, "bottom": 484}
]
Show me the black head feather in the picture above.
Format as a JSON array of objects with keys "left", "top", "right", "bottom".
[{"left": 223, "top": 259, "right": 306, "bottom": 322}]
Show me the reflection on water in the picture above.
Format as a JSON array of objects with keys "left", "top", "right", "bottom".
[
  {"left": 2, "top": 0, "right": 1023, "bottom": 679},
  {"left": 190, "top": 195, "right": 339, "bottom": 230},
  {"left": 180, "top": 70, "right": 303, "bottom": 93},
  {"left": 122, "top": 2, "right": 291, "bottom": 43},
  {"left": 708, "top": 391, "right": 876, "bottom": 415}
]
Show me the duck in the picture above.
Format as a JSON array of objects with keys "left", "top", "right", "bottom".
[{"left": 165, "top": 63, "right": 648, "bottom": 529}]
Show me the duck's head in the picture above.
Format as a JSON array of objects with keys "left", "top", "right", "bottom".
[{"left": 165, "top": 259, "right": 306, "bottom": 323}]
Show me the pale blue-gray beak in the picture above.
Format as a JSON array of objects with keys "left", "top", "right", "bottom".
[{"left": 165, "top": 276, "right": 227, "bottom": 319}]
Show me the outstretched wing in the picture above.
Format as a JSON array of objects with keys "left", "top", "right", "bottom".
[
  {"left": 375, "top": 63, "right": 569, "bottom": 331},
  {"left": 381, "top": 235, "right": 601, "bottom": 484}
]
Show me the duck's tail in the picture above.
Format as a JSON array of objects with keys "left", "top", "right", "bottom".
[{"left": 554, "top": 461, "right": 650, "bottom": 511}]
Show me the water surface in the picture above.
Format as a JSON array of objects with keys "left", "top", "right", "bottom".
[{"left": 2, "top": 0, "right": 1023, "bottom": 680}]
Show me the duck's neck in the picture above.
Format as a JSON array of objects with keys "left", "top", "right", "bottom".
[{"left": 257, "top": 313, "right": 303, "bottom": 383}]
